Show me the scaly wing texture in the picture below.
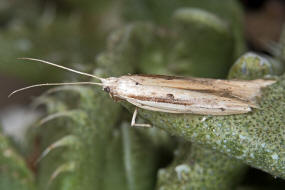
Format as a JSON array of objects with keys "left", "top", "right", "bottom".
[{"left": 129, "top": 75, "right": 275, "bottom": 103}]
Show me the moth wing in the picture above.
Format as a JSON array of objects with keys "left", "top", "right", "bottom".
[
  {"left": 129, "top": 75, "right": 275, "bottom": 102},
  {"left": 125, "top": 97, "right": 252, "bottom": 115}
]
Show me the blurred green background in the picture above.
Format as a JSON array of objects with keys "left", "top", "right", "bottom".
[{"left": 0, "top": 0, "right": 285, "bottom": 190}]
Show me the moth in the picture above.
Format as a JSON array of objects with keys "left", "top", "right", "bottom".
[{"left": 10, "top": 58, "right": 276, "bottom": 127}]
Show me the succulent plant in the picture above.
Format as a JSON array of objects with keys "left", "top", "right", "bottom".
[{"left": 1, "top": 0, "right": 284, "bottom": 190}]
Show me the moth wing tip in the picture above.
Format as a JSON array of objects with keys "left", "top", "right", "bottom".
[{"left": 250, "top": 103, "right": 260, "bottom": 110}]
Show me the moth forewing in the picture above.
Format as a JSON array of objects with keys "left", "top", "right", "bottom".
[{"left": 127, "top": 75, "right": 275, "bottom": 102}]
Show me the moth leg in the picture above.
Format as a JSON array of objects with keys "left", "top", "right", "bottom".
[{"left": 131, "top": 107, "right": 152, "bottom": 128}]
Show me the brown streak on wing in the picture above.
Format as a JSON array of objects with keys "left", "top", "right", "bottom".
[
  {"left": 126, "top": 94, "right": 256, "bottom": 108},
  {"left": 133, "top": 74, "right": 213, "bottom": 84},
  {"left": 127, "top": 95, "right": 194, "bottom": 106}
]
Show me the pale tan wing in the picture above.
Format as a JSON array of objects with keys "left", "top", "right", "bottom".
[
  {"left": 126, "top": 97, "right": 252, "bottom": 115},
  {"left": 128, "top": 75, "right": 275, "bottom": 102},
  {"left": 116, "top": 82, "right": 255, "bottom": 115}
]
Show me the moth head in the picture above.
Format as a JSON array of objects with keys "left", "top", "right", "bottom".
[
  {"left": 101, "top": 77, "right": 119, "bottom": 95},
  {"left": 101, "top": 76, "right": 139, "bottom": 98}
]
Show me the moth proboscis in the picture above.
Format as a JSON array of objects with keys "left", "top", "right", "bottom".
[{"left": 9, "top": 58, "right": 276, "bottom": 127}]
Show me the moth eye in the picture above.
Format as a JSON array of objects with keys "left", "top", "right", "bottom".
[
  {"left": 167, "top": 93, "right": 174, "bottom": 99},
  {"left": 104, "top": 87, "right": 110, "bottom": 93},
  {"left": 135, "top": 82, "right": 140, "bottom": 85}
]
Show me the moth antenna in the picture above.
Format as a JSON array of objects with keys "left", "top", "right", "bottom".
[
  {"left": 8, "top": 82, "right": 103, "bottom": 98},
  {"left": 18, "top": 57, "right": 105, "bottom": 81}
]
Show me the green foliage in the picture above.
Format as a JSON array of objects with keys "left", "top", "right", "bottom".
[
  {"left": 0, "top": 0, "right": 111, "bottom": 82},
  {"left": 1, "top": 0, "right": 285, "bottom": 189},
  {"left": 122, "top": 0, "right": 245, "bottom": 58},
  {"left": 0, "top": 132, "right": 35, "bottom": 190},
  {"left": 229, "top": 52, "right": 284, "bottom": 79},
  {"left": 157, "top": 143, "right": 246, "bottom": 190}
]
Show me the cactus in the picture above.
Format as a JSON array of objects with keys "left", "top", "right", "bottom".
[
  {"left": 1, "top": 0, "right": 285, "bottom": 189},
  {"left": 157, "top": 143, "right": 247, "bottom": 190}
]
